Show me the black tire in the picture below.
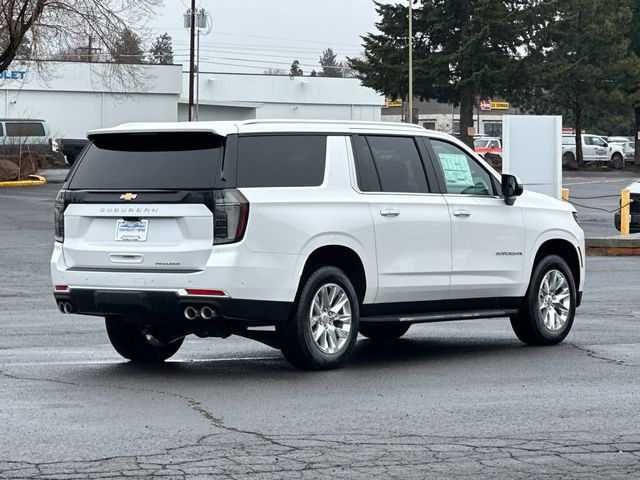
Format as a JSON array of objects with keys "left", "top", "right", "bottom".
[
  {"left": 562, "top": 152, "right": 578, "bottom": 170},
  {"left": 105, "top": 317, "right": 184, "bottom": 362},
  {"left": 276, "top": 266, "right": 359, "bottom": 370},
  {"left": 511, "top": 255, "right": 577, "bottom": 346},
  {"left": 359, "top": 324, "right": 410, "bottom": 340},
  {"left": 611, "top": 153, "right": 624, "bottom": 169}
]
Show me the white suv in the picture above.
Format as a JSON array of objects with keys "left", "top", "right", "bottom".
[{"left": 51, "top": 120, "right": 585, "bottom": 370}]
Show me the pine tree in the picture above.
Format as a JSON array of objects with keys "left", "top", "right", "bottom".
[
  {"left": 350, "top": 1, "right": 535, "bottom": 147},
  {"left": 148, "top": 33, "right": 174, "bottom": 65},
  {"left": 319, "top": 48, "right": 341, "bottom": 77},
  {"left": 519, "top": 0, "right": 640, "bottom": 165},
  {"left": 111, "top": 28, "right": 144, "bottom": 64},
  {"left": 290, "top": 60, "right": 303, "bottom": 76}
]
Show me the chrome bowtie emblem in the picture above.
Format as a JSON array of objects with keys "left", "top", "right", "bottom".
[{"left": 120, "top": 193, "right": 138, "bottom": 201}]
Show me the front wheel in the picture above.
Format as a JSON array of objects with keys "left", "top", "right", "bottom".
[
  {"left": 105, "top": 317, "right": 184, "bottom": 362},
  {"left": 276, "top": 266, "right": 359, "bottom": 370},
  {"left": 511, "top": 255, "right": 577, "bottom": 346}
]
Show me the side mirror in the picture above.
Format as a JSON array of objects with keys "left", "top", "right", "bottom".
[{"left": 501, "top": 174, "right": 523, "bottom": 206}]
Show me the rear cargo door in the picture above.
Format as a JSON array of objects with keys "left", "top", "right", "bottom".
[{"left": 62, "top": 132, "right": 225, "bottom": 272}]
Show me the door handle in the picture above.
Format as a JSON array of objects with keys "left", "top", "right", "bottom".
[
  {"left": 452, "top": 209, "right": 471, "bottom": 217},
  {"left": 380, "top": 208, "right": 400, "bottom": 217}
]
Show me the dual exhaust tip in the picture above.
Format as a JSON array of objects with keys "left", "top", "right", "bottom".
[
  {"left": 57, "top": 301, "right": 73, "bottom": 314},
  {"left": 184, "top": 306, "right": 217, "bottom": 321}
]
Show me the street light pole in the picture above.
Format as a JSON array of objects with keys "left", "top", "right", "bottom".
[
  {"left": 188, "top": 0, "right": 196, "bottom": 122},
  {"left": 408, "top": 0, "right": 413, "bottom": 124}
]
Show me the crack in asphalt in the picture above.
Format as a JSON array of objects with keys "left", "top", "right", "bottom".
[{"left": 565, "top": 342, "right": 638, "bottom": 367}]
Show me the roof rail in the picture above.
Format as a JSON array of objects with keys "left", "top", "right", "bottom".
[{"left": 241, "top": 119, "right": 425, "bottom": 131}]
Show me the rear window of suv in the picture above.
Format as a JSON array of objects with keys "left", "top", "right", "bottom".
[
  {"left": 237, "top": 135, "right": 326, "bottom": 188},
  {"left": 68, "top": 132, "right": 224, "bottom": 190}
]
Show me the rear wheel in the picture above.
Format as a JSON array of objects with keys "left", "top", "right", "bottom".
[
  {"left": 105, "top": 317, "right": 184, "bottom": 362},
  {"left": 276, "top": 266, "right": 359, "bottom": 370},
  {"left": 511, "top": 255, "right": 576, "bottom": 346},
  {"left": 562, "top": 152, "right": 578, "bottom": 170},
  {"left": 611, "top": 153, "right": 624, "bottom": 169},
  {"left": 359, "top": 324, "right": 410, "bottom": 340}
]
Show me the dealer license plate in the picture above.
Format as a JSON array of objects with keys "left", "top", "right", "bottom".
[{"left": 115, "top": 219, "right": 148, "bottom": 242}]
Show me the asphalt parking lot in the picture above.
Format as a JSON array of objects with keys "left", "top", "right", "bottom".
[{"left": 1, "top": 181, "right": 639, "bottom": 479}]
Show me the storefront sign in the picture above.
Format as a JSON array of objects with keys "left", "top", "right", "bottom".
[
  {"left": 0, "top": 70, "right": 27, "bottom": 80},
  {"left": 480, "top": 100, "right": 510, "bottom": 111},
  {"left": 383, "top": 98, "right": 403, "bottom": 108}
]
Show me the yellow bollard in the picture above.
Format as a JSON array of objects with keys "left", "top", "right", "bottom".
[
  {"left": 621, "top": 188, "right": 631, "bottom": 236},
  {"left": 562, "top": 188, "right": 569, "bottom": 202}
]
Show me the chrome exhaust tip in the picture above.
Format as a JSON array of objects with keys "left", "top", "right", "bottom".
[
  {"left": 201, "top": 306, "right": 216, "bottom": 320},
  {"left": 63, "top": 302, "right": 73, "bottom": 314},
  {"left": 184, "top": 306, "right": 198, "bottom": 320}
]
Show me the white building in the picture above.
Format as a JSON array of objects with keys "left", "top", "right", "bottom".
[
  {"left": 180, "top": 72, "right": 383, "bottom": 122},
  {"left": 0, "top": 62, "right": 383, "bottom": 139},
  {"left": 0, "top": 61, "right": 182, "bottom": 139}
]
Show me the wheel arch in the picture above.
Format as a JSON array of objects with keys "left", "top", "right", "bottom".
[
  {"left": 297, "top": 244, "right": 369, "bottom": 306},
  {"left": 532, "top": 238, "right": 581, "bottom": 290}
]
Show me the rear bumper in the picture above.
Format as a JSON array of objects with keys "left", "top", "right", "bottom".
[{"left": 53, "top": 288, "right": 291, "bottom": 325}]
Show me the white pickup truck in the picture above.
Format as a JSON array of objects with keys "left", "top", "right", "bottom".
[{"left": 562, "top": 134, "right": 625, "bottom": 169}]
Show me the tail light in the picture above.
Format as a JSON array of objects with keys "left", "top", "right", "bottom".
[
  {"left": 54, "top": 190, "right": 70, "bottom": 243},
  {"left": 213, "top": 189, "right": 249, "bottom": 245}
]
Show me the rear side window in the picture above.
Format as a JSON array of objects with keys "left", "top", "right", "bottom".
[
  {"left": 6, "top": 122, "right": 45, "bottom": 137},
  {"left": 366, "top": 136, "right": 429, "bottom": 193},
  {"left": 237, "top": 135, "right": 326, "bottom": 188},
  {"left": 69, "top": 132, "right": 224, "bottom": 190}
]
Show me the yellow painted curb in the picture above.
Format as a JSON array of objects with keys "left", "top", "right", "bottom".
[{"left": 0, "top": 175, "right": 47, "bottom": 187}]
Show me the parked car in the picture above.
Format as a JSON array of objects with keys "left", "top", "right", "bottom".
[
  {"left": 473, "top": 137, "right": 502, "bottom": 157},
  {"left": 0, "top": 118, "right": 54, "bottom": 156},
  {"left": 52, "top": 120, "right": 585, "bottom": 370},
  {"left": 614, "top": 179, "right": 640, "bottom": 233},
  {"left": 604, "top": 136, "right": 632, "bottom": 145},
  {"left": 56, "top": 138, "right": 89, "bottom": 165},
  {"left": 562, "top": 134, "right": 626, "bottom": 169}
]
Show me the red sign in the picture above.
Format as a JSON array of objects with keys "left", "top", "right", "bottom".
[{"left": 480, "top": 100, "right": 492, "bottom": 111}]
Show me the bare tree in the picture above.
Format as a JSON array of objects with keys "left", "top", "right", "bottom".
[{"left": 0, "top": 0, "right": 160, "bottom": 72}]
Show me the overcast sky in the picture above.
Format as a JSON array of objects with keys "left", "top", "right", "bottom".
[{"left": 148, "top": 0, "right": 385, "bottom": 74}]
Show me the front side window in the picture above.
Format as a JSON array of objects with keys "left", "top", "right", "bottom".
[
  {"left": 430, "top": 139, "right": 496, "bottom": 196},
  {"left": 366, "top": 136, "right": 429, "bottom": 193},
  {"left": 237, "top": 135, "right": 326, "bottom": 188},
  {"left": 592, "top": 137, "right": 606, "bottom": 147}
]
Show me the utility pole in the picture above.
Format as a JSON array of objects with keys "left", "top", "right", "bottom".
[
  {"left": 408, "top": 0, "right": 413, "bottom": 124},
  {"left": 188, "top": 0, "right": 196, "bottom": 122}
]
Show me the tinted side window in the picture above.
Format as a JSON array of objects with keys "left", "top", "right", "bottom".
[
  {"left": 237, "top": 135, "right": 326, "bottom": 188},
  {"left": 366, "top": 136, "right": 429, "bottom": 193},
  {"left": 6, "top": 122, "right": 45, "bottom": 137},
  {"left": 351, "top": 135, "right": 380, "bottom": 192},
  {"left": 430, "top": 139, "right": 496, "bottom": 196}
]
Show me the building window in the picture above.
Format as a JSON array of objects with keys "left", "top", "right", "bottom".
[
  {"left": 423, "top": 120, "right": 436, "bottom": 131},
  {"left": 453, "top": 120, "right": 460, "bottom": 135},
  {"left": 483, "top": 121, "right": 502, "bottom": 138}
]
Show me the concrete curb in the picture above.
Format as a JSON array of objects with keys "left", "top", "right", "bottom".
[
  {"left": 586, "top": 234, "right": 640, "bottom": 256},
  {"left": 0, "top": 175, "right": 47, "bottom": 187},
  {"left": 37, "top": 168, "right": 69, "bottom": 184}
]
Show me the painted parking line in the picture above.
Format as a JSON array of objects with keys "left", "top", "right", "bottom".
[{"left": 563, "top": 179, "right": 631, "bottom": 186}]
